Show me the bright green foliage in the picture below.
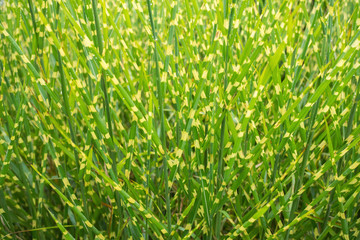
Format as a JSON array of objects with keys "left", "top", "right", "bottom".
[{"left": 1, "top": 0, "right": 360, "bottom": 239}]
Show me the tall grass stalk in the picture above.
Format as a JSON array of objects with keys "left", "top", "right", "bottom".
[{"left": 146, "top": 0, "right": 172, "bottom": 235}]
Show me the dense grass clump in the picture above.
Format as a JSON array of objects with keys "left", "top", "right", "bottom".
[{"left": 1, "top": 0, "right": 360, "bottom": 239}]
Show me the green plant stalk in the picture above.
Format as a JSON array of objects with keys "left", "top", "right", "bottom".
[
  {"left": 215, "top": 1, "right": 235, "bottom": 237},
  {"left": 320, "top": 0, "right": 349, "bottom": 236},
  {"left": 145, "top": 137, "right": 151, "bottom": 240},
  {"left": 56, "top": 47, "right": 94, "bottom": 239},
  {"left": 57, "top": 50, "right": 79, "bottom": 172},
  {"left": 321, "top": 83, "right": 358, "bottom": 236},
  {"left": 27, "top": 0, "right": 38, "bottom": 55},
  {"left": 91, "top": 0, "right": 113, "bottom": 145},
  {"left": 91, "top": 0, "right": 123, "bottom": 231},
  {"left": 146, "top": 0, "right": 172, "bottom": 235},
  {"left": 285, "top": 97, "right": 320, "bottom": 239}
]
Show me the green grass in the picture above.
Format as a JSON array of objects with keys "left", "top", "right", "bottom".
[{"left": 0, "top": 0, "right": 360, "bottom": 239}]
